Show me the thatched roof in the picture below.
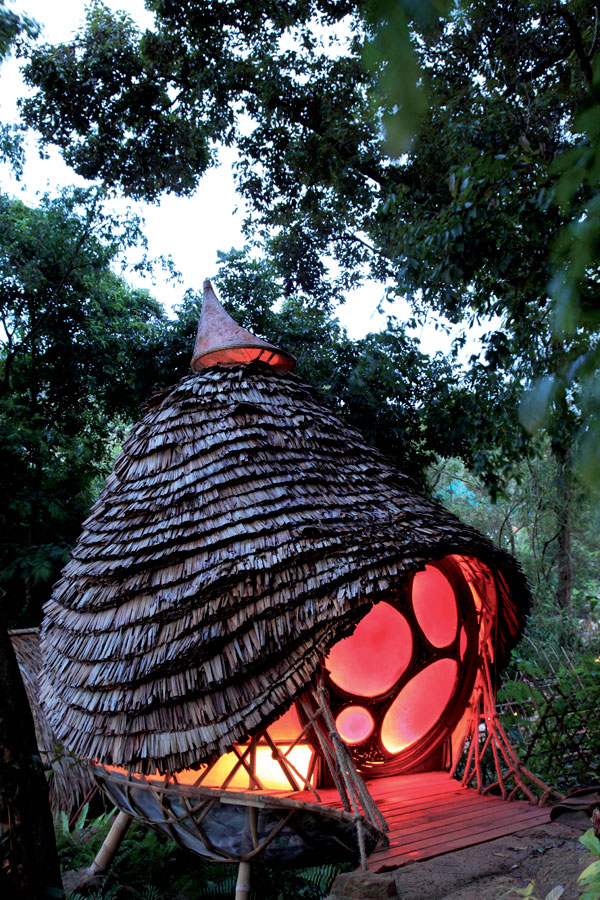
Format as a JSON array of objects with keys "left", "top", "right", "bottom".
[
  {"left": 41, "top": 286, "right": 531, "bottom": 775},
  {"left": 9, "top": 628, "right": 95, "bottom": 815}
]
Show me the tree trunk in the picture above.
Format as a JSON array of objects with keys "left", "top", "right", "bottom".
[
  {"left": 555, "top": 445, "right": 573, "bottom": 610},
  {"left": 0, "top": 610, "right": 64, "bottom": 898}
]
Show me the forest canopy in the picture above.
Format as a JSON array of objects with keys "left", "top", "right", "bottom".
[{"left": 0, "top": 0, "right": 599, "bottom": 631}]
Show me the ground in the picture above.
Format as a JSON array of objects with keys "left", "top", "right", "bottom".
[
  {"left": 329, "top": 822, "right": 589, "bottom": 900},
  {"left": 390, "top": 822, "right": 585, "bottom": 899}
]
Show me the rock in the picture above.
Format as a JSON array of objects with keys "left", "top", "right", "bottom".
[
  {"left": 327, "top": 871, "right": 398, "bottom": 899},
  {"left": 61, "top": 866, "right": 106, "bottom": 895}
]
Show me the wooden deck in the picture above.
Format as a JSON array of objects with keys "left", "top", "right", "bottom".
[
  {"left": 293, "top": 770, "right": 550, "bottom": 872},
  {"left": 364, "top": 771, "right": 550, "bottom": 872}
]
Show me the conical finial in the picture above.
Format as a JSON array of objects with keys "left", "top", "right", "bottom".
[{"left": 190, "top": 280, "right": 296, "bottom": 372}]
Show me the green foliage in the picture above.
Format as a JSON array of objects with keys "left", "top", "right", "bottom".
[
  {"left": 55, "top": 808, "right": 346, "bottom": 899},
  {"left": 500, "top": 829, "right": 600, "bottom": 900},
  {"left": 499, "top": 652, "right": 600, "bottom": 792},
  {"left": 10, "top": 0, "right": 600, "bottom": 611},
  {"left": 579, "top": 829, "right": 600, "bottom": 900},
  {"left": 430, "top": 452, "right": 600, "bottom": 629},
  {"left": 500, "top": 883, "right": 565, "bottom": 900},
  {"left": 523, "top": 57, "right": 600, "bottom": 491},
  {"left": 208, "top": 247, "right": 478, "bottom": 484},
  {"left": 0, "top": 1, "right": 38, "bottom": 174},
  {"left": 0, "top": 0, "right": 38, "bottom": 61},
  {"left": 20, "top": 0, "right": 600, "bottom": 504},
  {"left": 0, "top": 188, "right": 168, "bottom": 624}
]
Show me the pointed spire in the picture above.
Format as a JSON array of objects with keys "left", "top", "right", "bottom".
[{"left": 190, "top": 280, "right": 296, "bottom": 373}]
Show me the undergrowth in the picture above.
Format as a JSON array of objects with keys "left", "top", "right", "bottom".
[{"left": 55, "top": 805, "right": 349, "bottom": 899}]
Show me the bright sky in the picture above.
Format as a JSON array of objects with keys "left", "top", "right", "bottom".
[{"left": 0, "top": 0, "right": 490, "bottom": 353}]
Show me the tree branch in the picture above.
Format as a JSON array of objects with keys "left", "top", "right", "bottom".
[
  {"left": 0, "top": 190, "right": 103, "bottom": 396},
  {"left": 556, "top": 1, "right": 594, "bottom": 84}
]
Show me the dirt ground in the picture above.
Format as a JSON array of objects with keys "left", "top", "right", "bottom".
[{"left": 388, "top": 822, "right": 587, "bottom": 900}]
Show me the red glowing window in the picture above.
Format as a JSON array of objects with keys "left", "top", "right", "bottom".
[
  {"left": 380, "top": 658, "right": 458, "bottom": 753},
  {"left": 325, "top": 602, "right": 412, "bottom": 697},
  {"left": 412, "top": 566, "right": 458, "bottom": 648},
  {"left": 335, "top": 706, "right": 375, "bottom": 746}
]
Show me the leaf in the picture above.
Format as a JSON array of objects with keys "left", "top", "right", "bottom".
[
  {"left": 74, "top": 801, "right": 89, "bottom": 832},
  {"left": 543, "top": 886, "right": 564, "bottom": 900},
  {"left": 580, "top": 829, "right": 600, "bottom": 857},
  {"left": 579, "top": 859, "right": 600, "bottom": 883},
  {"left": 519, "top": 376, "right": 557, "bottom": 433}
]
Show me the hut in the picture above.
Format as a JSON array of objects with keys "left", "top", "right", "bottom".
[
  {"left": 40, "top": 282, "right": 539, "bottom": 888},
  {"left": 9, "top": 628, "right": 95, "bottom": 816}
]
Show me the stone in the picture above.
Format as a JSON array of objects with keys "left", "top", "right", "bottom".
[{"left": 327, "top": 871, "right": 399, "bottom": 899}]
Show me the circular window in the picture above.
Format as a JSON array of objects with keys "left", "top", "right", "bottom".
[
  {"left": 335, "top": 706, "right": 375, "bottom": 745},
  {"left": 323, "top": 556, "right": 478, "bottom": 776}
]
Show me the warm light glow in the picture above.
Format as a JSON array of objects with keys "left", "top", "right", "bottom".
[
  {"left": 459, "top": 626, "right": 467, "bottom": 660},
  {"left": 325, "top": 602, "right": 412, "bottom": 697},
  {"left": 412, "top": 566, "right": 457, "bottom": 648},
  {"left": 102, "top": 702, "right": 315, "bottom": 793},
  {"left": 189, "top": 751, "right": 249, "bottom": 789},
  {"left": 183, "top": 746, "right": 314, "bottom": 791},
  {"left": 468, "top": 581, "right": 483, "bottom": 613},
  {"left": 198, "top": 346, "right": 294, "bottom": 370},
  {"left": 335, "top": 706, "right": 375, "bottom": 746},
  {"left": 266, "top": 705, "right": 304, "bottom": 741},
  {"left": 380, "top": 659, "right": 458, "bottom": 753}
]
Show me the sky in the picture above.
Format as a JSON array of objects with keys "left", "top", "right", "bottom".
[{"left": 0, "top": 0, "right": 488, "bottom": 352}]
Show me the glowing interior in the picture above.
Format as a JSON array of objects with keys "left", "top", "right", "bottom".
[
  {"left": 265, "top": 704, "right": 305, "bottom": 741},
  {"left": 325, "top": 602, "right": 413, "bottom": 697},
  {"left": 196, "top": 745, "right": 314, "bottom": 791},
  {"left": 412, "top": 566, "right": 458, "bottom": 648},
  {"left": 380, "top": 658, "right": 458, "bottom": 753},
  {"left": 335, "top": 706, "right": 375, "bottom": 746},
  {"left": 197, "top": 346, "right": 294, "bottom": 371},
  {"left": 102, "top": 704, "right": 315, "bottom": 792}
]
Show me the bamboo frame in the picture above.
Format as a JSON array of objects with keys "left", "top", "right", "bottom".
[
  {"left": 92, "top": 680, "right": 387, "bottom": 871},
  {"left": 450, "top": 636, "right": 564, "bottom": 805}
]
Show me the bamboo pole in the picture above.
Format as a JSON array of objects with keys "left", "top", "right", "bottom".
[
  {"left": 88, "top": 811, "right": 132, "bottom": 876},
  {"left": 235, "top": 860, "right": 251, "bottom": 900}
]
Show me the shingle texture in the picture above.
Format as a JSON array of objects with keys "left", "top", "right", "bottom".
[{"left": 41, "top": 362, "right": 530, "bottom": 774}]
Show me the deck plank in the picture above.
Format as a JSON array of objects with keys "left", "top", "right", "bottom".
[{"left": 359, "top": 772, "right": 549, "bottom": 872}]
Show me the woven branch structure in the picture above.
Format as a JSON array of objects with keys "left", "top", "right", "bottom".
[
  {"left": 448, "top": 604, "right": 559, "bottom": 805},
  {"left": 40, "top": 282, "right": 534, "bottom": 866},
  {"left": 93, "top": 680, "right": 387, "bottom": 867}
]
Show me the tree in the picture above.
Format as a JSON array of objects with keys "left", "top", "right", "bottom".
[
  {"left": 430, "top": 450, "right": 600, "bottom": 645},
  {"left": 19, "top": 1, "right": 600, "bottom": 609},
  {"left": 0, "top": 188, "right": 168, "bottom": 625},
  {"left": 168, "top": 247, "right": 476, "bottom": 485},
  {"left": 0, "top": 604, "right": 64, "bottom": 898},
  {"left": 0, "top": 9, "right": 64, "bottom": 896}
]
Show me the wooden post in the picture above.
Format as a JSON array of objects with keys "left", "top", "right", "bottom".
[
  {"left": 235, "top": 860, "right": 251, "bottom": 900},
  {"left": 88, "top": 810, "right": 132, "bottom": 876}
]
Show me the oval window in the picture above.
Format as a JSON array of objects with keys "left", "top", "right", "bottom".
[
  {"left": 381, "top": 658, "right": 458, "bottom": 754},
  {"left": 412, "top": 566, "right": 458, "bottom": 648},
  {"left": 325, "top": 602, "right": 412, "bottom": 697}
]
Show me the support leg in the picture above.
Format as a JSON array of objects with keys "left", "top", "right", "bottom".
[
  {"left": 235, "top": 860, "right": 251, "bottom": 900},
  {"left": 88, "top": 810, "right": 132, "bottom": 876}
]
